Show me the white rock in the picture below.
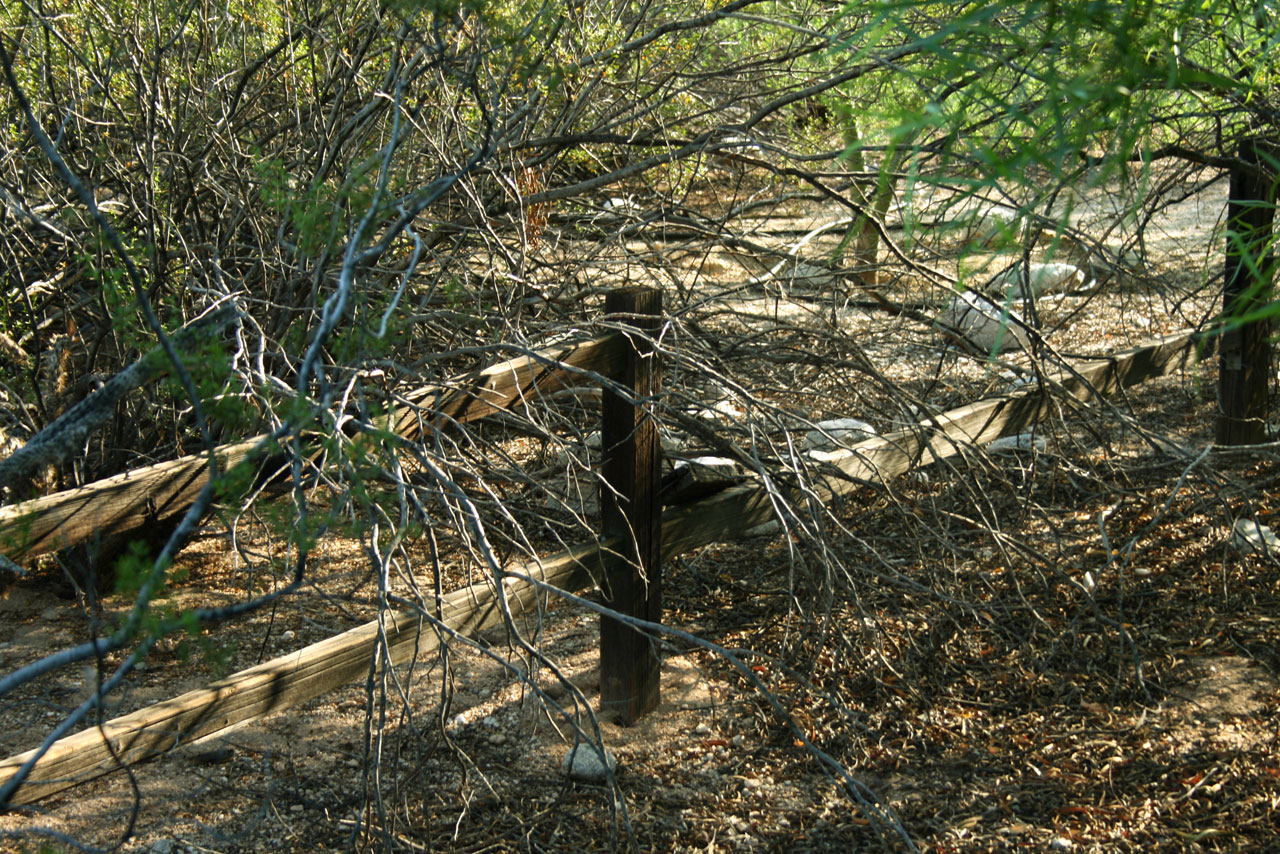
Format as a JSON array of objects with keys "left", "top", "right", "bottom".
[
  {"left": 1050, "top": 837, "right": 1074, "bottom": 851},
  {"left": 990, "top": 262, "right": 1088, "bottom": 300},
  {"left": 937, "top": 289, "right": 1031, "bottom": 353},
  {"left": 1231, "top": 518, "right": 1280, "bottom": 555},
  {"left": 561, "top": 745, "right": 617, "bottom": 782},
  {"left": 1002, "top": 371, "right": 1037, "bottom": 390},
  {"left": 806, "top": 448, "right": 854, "bottom": 464},
  {"left": 602, "top": 197, "right": 637, "bottom": 213},
  {"left": 279, "top": 630, "right": 295, "bottom": 642},
  {"left": 803, "top": 418, "right": 877, "bottom": 450},
  {"left": 678, "top": 456, "right": 740, "bottom": 473},
  {"left": 987, "top": 433, "right": 1046, "bottom": 454}
]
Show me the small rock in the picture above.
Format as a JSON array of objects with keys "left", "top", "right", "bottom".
[
  {"left": 488, "top": 732, "right": 507, "bottom": 746},
  {"left": 279, "top": 630, "right": 295, "bottom": 642},
  {"left": 694, "top": 723, "right": 711, "bottom": 735},
  {"left": 482, "top": 715, "right": 498, "bottom": 727},
  {"left": 561, "top": 744, "right": 617, "bottom": 782},
  {"left": 730, "top": 734, "right": 745, "bottom": 747},
  {"left": 602, "top": 197, "right": 637, "bottom": 213},
  {"left": 743, "top": 777, "right": 762, "bottom": 789},
  {"left": 743, "top": 520, "right": 782, "bottom": 537},
  {"left": 150, "top": 841, "right": 173, "bottom": 854},
  {"left": 806, "top": 448, "right": 854, "bottom": 464},
  {"left": 803, "top": 418, "right": 877, "bottom": 450},
  {"left": 1050, "top": 837, "right": 1074, "bottom": 851},
  {"left": 1001, "top": 370, "right": 1037, "bottom": 390},
  {"left": 451, "top": 713, "right": 467, "bottom": 727},
  {"left": 987, "top": 433, "right": 1046, "bottom": 455},
  {"left": 290, "top": 804, "right": 304, "bottom": 813}
]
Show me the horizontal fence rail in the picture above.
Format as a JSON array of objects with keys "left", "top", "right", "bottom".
[
  {"left": 0, "top": 333, "right": 626, "bottom": 563},
  {"left": 0, "top": 327, "right": 1205, "bottom": 805}
]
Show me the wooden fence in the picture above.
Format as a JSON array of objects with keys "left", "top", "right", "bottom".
[
  {"left": 0, "top": 288, "right": 1203, "bottom": 805},
  {"left": 0, "top": 329, "right": 628, "bottom": 562}
]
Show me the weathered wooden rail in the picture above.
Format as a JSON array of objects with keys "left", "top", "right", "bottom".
[
  {"left": 0, "top": 541, "right": 609, "bottom": 805},
  {"left": 0, "top": 309, "right": 1204, "bottom": 805},
  {"left": 0, "top": 332, "right": 627, "bottom": 562}
]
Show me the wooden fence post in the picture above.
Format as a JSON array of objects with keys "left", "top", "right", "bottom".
[
  {"left": 1218, "top": 139, "right": 1277, "bottom": 445},
  {"left": 600, "top": 287, "right": 663, "bottom": 723}
]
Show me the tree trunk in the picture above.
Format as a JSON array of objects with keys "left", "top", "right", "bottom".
[
  {"left": 1217, "top": 140, "right": 1277, "bottom": 446},
  {"left": 833, "top": 110, "right": 908, "bottom": 290}
]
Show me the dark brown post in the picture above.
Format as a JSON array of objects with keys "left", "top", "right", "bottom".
[
  {"left": 600, "top": 287, "right": 663, "bottom": 723},
  {"left": 1218, "top": 139, "right": 1277, "bottom": 445}
]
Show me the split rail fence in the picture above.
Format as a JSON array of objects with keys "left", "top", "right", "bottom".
[{"left": 0, "top": 286, "right": 1204, "bottom": 805}]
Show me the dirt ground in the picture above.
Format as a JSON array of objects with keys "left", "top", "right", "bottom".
[{"left": 3, "top": 173, "right": 1280, "bottom": 853}]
